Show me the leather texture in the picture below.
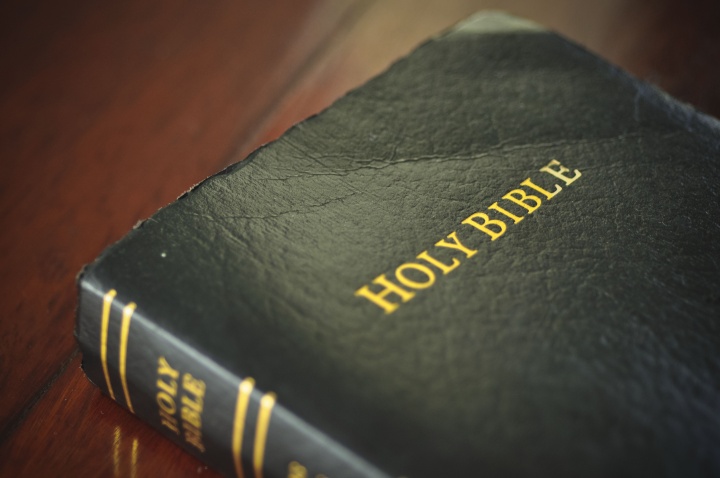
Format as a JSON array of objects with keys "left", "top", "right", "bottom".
[{"left": 77, "top": 12, "right": 720, "bottom": 478}]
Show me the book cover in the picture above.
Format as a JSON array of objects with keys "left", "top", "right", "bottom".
[{"left": 76, "top": 12, "right": 720, "bottom": 478}]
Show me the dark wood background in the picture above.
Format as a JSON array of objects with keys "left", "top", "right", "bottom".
[{"left": 0, "top": 0, "right": 718, "bottom": 476}]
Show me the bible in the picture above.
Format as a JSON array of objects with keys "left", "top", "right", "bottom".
[{"left": 76, "top": 12, "right": 720, "bottom": 478}]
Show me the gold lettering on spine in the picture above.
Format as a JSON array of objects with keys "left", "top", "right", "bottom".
[
  {"left": 254, "top": 393, "right": 277, "bottom": 478},
  {"left": 157, "top": 356, "right": 180, "bottom": 434},
  {"left": 158, "top": 356, "right": 179, "bottom": 382},
  {"left": 488, "top": 202, "right": 524, "bottom": 224},
  {"left": 157, "top": 392, "right": 176, "bottom": 413},
  {"left": 101, "top": 289, "right": 117, "bottom": 400},
  {"left": 395, "top": 263, "right": 436, "bottom": 289},
  {"left": 119, "top": 302, "right": 137, "bottom": 413},
  {"left": 435, "top": 231, "right": 477, "bottom": 258},
  {"left": 417, "top": 250, "right": 459, "bottom": 274},
  {"left": 540, "top": 159, "right": 581, "bottom": 184},
  {"left": 233, "top": 378, "right": 255, "bottom": 478},
  {"left": 521, "top": 178, "right": 560, "bottom": 199},
  {"left": 462, "top": 212, "right": 506, "bottom": 240},
  {"left": 355, "top": 275, "right": 415, "bottom": 314},
  {"left": 181, "top": 373, "right": 206, "bottom": 452},
  {"left": 288, "top": 461, "right": 308, "bottom": 478}
]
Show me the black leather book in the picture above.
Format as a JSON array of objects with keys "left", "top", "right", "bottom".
[{"left": 76, "top": 12, "right": 720, "bottom": 478}]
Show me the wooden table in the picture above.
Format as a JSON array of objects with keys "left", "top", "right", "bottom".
[{"left": 1, "top": 0, "right": 718, "bottom": 476}]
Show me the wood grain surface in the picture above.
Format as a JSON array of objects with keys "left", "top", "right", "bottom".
[{"left": 0, "top": 0, "right": 718, "bottom": 476}]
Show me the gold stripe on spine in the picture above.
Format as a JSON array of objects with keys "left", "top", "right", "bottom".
[
  {"left": 233, "top": 378, "right": 255, "bottom": 478},
  {"left": 101, "top": 289, "right": 117, "bottom": 400},
  {"left": 119, "top": 302, "right": 137, "bottom": 413},
  {"left": 253, "top": 392, "right": 276, "bottom": 478}
]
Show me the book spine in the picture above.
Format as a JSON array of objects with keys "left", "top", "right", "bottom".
[{"left": 76, "top": 278, "right": 390, "bottom": 478}]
